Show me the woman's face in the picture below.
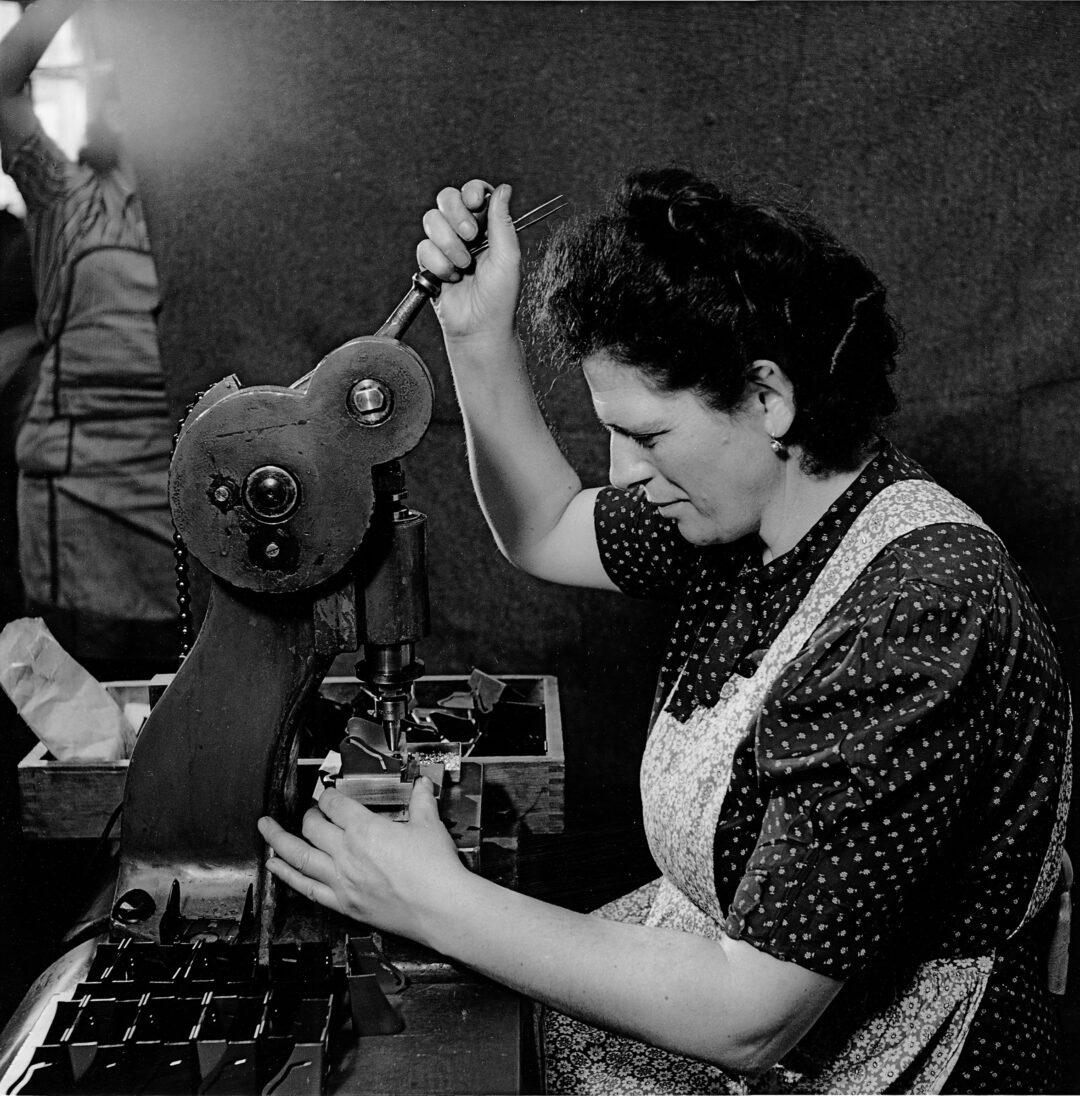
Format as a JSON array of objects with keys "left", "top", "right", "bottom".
[{"left": 583, "top": 352, "right": 780, "bottom": 547}]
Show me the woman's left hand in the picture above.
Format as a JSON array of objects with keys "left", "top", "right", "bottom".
[{"left": 257, "top": 778, "right": 465, "bottom": 944}]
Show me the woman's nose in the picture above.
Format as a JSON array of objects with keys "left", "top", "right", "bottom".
[{"left": 609, "top": 433, "right": 652, "bottom": 491}]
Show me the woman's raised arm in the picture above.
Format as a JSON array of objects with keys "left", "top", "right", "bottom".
[
  {"left": 0, "top": 0, "right": 82, "bottom": 168},
  {"left": 417, "top": 180, "right": 616, "bottom": 591}
]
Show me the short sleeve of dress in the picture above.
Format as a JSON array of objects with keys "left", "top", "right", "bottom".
[
  {"left": 721, "top": 533, "right": 1065, "bottom": 979},
  {"left": 594, "top": 485, "right": 702, "bottom": 599}
]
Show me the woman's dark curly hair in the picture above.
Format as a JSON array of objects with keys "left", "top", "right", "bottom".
[{"left": 524, "top": 167, "right": 901, "bottom": 475}]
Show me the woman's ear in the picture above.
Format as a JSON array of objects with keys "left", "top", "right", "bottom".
[{"left": 747, "top": 359, "right": 795, "bottom": 439}]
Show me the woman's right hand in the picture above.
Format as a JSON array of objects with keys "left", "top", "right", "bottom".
[{"left": 416, "top": 179, "right": 521, "bottom": 345}]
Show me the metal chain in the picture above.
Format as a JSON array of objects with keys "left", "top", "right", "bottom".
[
  {"left": 171, "top": 392, "right": 204, "bottom": 662},
  {"left": 173, "top": 529, "right": 192, "bottom": 662}
]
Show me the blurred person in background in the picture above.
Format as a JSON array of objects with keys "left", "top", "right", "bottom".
[
  {"left": 0, "top": 209, "right": 42, "bottom": 628},
  {"left": 0, "top": 0, "right": 178, "bottom": 682}
]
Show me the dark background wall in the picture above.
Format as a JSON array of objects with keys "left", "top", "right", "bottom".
[{"left": 95, "top": 0, "right": 1080, "bottom": 844}]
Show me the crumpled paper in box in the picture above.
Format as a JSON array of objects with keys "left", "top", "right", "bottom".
[{"left": 0, "top": 617, "right": 136, "bottom": 762}]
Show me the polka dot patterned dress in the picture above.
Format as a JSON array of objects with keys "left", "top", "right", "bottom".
[{"left": 595, "top": 442, "right": 1070, "bottom": 1094}]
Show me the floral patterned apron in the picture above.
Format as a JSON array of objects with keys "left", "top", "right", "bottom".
[{"left": 543, "top": 480, "right": 1072, "bottom": 1095}]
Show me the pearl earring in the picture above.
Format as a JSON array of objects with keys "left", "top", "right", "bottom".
[{"left": 770, "top": 435, "right": 789, "bottom": 460}]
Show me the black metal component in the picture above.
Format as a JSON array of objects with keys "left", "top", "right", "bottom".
[
  {"left": 194, "top": 993, "right": 262, "bottom": 1094},
  {"left": 268, "top": 943, "right": 336, "bottom": 995},
  {"left": 112, "top": 888, "right": 155, "bottom": 925},
  {"left": 261, "top": 987, "right": 334, "bottom": 1094},
  {"left": 242, "top": 464, "right": 301, "bottom": 523},
  {"left": 159, "top": 880, "right": 255, "bottom": 946},
  {"left": 340, "top": 729, "right": 403, "bottom": 775},
  {"left": 7, "top": 941, "right": 339, "bottom": 1094},
  {"left": 246, "top": 524, "right": 301, "bottom": 574},
  {"left": 346, "top": 935, "right": 405, "bottom": 1036},
  {"left": 353, "top": 460, "right": 431, "bottom": 751},
  {"left": 346, "top": 975, "right": 404, "bottom": 1037},
  {"left": 347, "top": 934, "right": 406, "bottom": 997}
]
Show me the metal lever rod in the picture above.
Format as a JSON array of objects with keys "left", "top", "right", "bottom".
[
  {"left": 374, "top": 195, "right": 567, "bottom": 341},
  {"left": 374, "top": 268, "right": 445, "bottom": 343},
  {"left": 466, "top": 194, "right": 568, "bottom": 257},
  {"left": 288, "top": 195, "right": 567, "bottom": 390}
]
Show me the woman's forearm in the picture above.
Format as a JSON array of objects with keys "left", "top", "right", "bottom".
[
  {"left": 444, "top": 331, "right": 584, "bottom": 572},
  {"left": 260, "top": 782, "right": 839, "bottom": 1075},
  {"left": 415, "top": 865, "right": 840, "bottom": 1076},
  {"left": 0, "top": 0, "right": 82, "bottom": 99},
  {"left": 414, "top": 181, "right": 611, "bottom": 586}
]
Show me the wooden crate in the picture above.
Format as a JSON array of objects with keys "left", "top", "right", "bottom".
[
  {"left": 17, "top": 674, "right": 563, "bottom": 840},
  {"left": 15, "top": 677, "right": 149, "bottom": 841},
  {"left": 17, "top": 741, "right": 128, "bottom": 841}
]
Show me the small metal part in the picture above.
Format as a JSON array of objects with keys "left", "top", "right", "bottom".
[
  {"left": 412, "top": 268, "right": 442, "bottom": 297},
  {"left": 375, "top": 689, "right": 411, "bottom": 753},
  {"left": 467, "top": 193, "right": 568, "bottom": 257},
  {"left": 247, "top": 525, "right": 300, "bottom": 573},
  {"left": 348, "top": 934, "right": 406, "bottom": 996},
  {"left": 348, "top": 377, "right": 394, "bottom": 425},
  {"left": 347, "top": 933, "right": 406, "bottom": 1037},
  {"left": 112, "top": 889, "right": 156, "bottom": 924},
  {"left": 340, "top": 724, "right": 403, "bottom": 774},
  {"left": 335, "top": 771, "right": 411, "bottom": 813},
  {"left": 212, "top": 485, "right": 231, "bottom": 504},
  {"left": 241, "top": 464, "right": 300, "bottom": 522},
  {"left": 157, "top": 881, "right": 254, "bottom": 947}
]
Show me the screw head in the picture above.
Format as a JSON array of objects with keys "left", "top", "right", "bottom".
[
  {"left": 213, "top": 485, "right": 231, "bottom": 503},
  {"left": 349, "top": 378, "right": 393, "bottom": 424},
  {"left": 264, "top": 541, "right": 281, "bottom": 559}
]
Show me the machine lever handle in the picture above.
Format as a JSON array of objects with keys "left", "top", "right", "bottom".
[{"left": 375, "top": 195, "right": 568, "bottom": 341}]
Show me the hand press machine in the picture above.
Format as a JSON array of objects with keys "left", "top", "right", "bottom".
[{"left": 0, "top": 198, "right": 564, "bottom": 1095}]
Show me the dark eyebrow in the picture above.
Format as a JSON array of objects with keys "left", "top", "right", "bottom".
[{"left": 594, "top": 415, "right": 666, "bottom": 439}]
